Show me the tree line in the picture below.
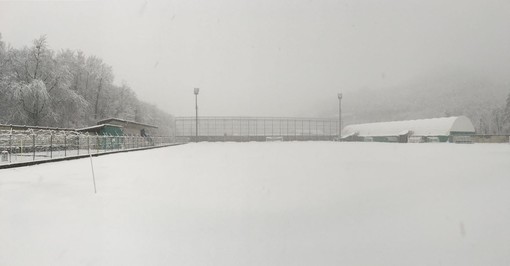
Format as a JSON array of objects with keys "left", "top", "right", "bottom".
[
  {"left": 335, "top": 72, "right": 510, "bottom": 135},
  {"left": 0, "top": 34, "right": 174, "bottom": 135}
]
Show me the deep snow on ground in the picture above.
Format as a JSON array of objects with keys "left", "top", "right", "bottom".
[{"left": 1, "top": 142, "right": 510, "bottom": 266}]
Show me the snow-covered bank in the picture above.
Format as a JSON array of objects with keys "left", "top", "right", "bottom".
[{"left": 1, "top": 142, "right": 510, "bottom": 265}]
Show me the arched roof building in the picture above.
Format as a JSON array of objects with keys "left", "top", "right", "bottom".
[{"left": 342, "top": 116, "right": 476, "bottom": 143}]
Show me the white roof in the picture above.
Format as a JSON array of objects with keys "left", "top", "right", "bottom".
[
  {"left": 77, "top": 124, "right": 123, "bottom": 131},
  {"left": 342, "top": 116, "right": 475, "bottom": 137}
]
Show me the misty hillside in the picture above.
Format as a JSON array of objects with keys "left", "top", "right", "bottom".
[{"left": 325, "top": 72, "right": 509, "bottom": 131}]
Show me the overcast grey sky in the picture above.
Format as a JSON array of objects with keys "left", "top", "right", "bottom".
[{"left": 1, "top": 0, "right": 509, "bottom": 117}]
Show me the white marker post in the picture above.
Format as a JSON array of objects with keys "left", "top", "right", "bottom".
[{"left": 89, "top": 154, "right": 97, "bottom": 194}]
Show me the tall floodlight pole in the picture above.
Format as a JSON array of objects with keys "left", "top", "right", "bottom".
[
  {"left": 338, "top": 93, "right": 342, "bottom": 140},
  {"left": 194, "top": 88, "right": 200, "bottom": 142}
]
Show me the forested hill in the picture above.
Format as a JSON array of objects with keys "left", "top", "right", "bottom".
[
  {"left": 318, "top": 71, "right": 510, "bottom": 134},
  {"left": 0, "top": 34, "right": 174, "bottom": 135}
]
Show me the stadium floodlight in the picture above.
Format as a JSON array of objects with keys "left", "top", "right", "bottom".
[
  {"left": 338, "top": 93, "right": 342, "bottom": 140},
  {"left": 194, "top": 88, "right": 199, "bottom": 142}
]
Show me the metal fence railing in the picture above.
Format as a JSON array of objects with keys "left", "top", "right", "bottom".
[
  {"left": 175, "top": 116, "right": 339, "bottom": 141},
  {"left": 0, "top": 130, "right": 182, "bottom": 165}
]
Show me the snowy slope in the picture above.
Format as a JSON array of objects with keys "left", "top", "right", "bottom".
[{"left": 1, "top": 142, "right": 510, "bottom": 266}]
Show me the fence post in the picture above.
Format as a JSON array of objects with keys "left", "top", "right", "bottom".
[
  {"left": 214, "top": 119, "right": 217, "bottom": 141},
  {"left": 279, "top": 119, "right": 282, "bottom": 137},
  {"left": 77, "top": 134, "right": 80, "bottom": 155},
  {"left": 263, "top": 119, "right": 265, "bottom": 138},
  {"left": 308, "top": 120, "right": 311, "bottom": 140},
  {"left": 9, "top": 133, "right": 12, "bottom": 163},
  {"left": 64, "top": 133, "right": 67, "bottom": 157},
  {"left": 301, "top": 120, "right": 304, "bottom": 138},
  {"left": 32, "top": 134, "right": 35, "bottom": 161},
  {"left": 329, "top": 121, "right": 332, "bottom": 139},
  {"left": 323, "top": 120, "right": 326, "bottom": 140},
  {"left": 286, "top": 119, "right": 289, "bottom": 141},
  {"left": 223, "top": 119, "right": 226, "bottom": 142},
  {"left": 271, "top": 119, "right": 274, "bottom": 137},
  {"left": 50, "top": 133, "right": 53, "bottom": 159}
]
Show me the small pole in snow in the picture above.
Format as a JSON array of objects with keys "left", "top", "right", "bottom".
[{"left": 89, "top": 153, "right": 97, "bottom": 194}]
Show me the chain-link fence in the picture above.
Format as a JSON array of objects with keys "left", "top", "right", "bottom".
[
  {"left": 0, "top": 130, "right": 180, "bottom": 165},
  {"left": 175, "top": 117, "right": 340, "bottom": 141}
]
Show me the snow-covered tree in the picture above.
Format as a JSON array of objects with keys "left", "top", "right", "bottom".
[
  {"left": 13, "top": 79, "right": 52, "bottom": 125},
  {"left": 0, "top": 34, "right": 173, "bottom": 130},
  {"left": 503, "top": 92, "right": 510, "bottom": 133}
]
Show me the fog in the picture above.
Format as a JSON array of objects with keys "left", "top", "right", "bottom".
[{"left": 1, "top": 0, "right": 509, "bottom": 117}]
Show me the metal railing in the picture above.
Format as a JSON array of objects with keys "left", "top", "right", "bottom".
[
  {"left": 174, "top": 116, "right": 340, "bottom": 141},
  {"left": 0, "top": 130, "right": 181, "bottom": 165}
]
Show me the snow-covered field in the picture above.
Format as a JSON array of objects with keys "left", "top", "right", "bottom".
[{"left": 1, "top": 142, "right": 510, "bottom": 266}]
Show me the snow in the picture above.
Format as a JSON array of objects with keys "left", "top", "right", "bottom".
[
  {"left": 1, "top": 142, "right": 510, "bottom": 266},
  {"left": 343, "top": 116, "right": 476, "bottom": 137}
]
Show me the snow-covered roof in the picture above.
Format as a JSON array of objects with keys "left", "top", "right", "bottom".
[
  {"left": 96, "top": 118, "right": 157, "bottom": 128},
  {"left": 342, "top": 116, "right": 475, "bottom": 137},
  {"left": 77, "top": 124, "right": 123, "bottom": 131}
]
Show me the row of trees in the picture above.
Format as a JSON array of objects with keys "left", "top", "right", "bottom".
[
  {"left": 478, "top": 94, "right": 510, "bottom": 135},
  {"left": 0, "top": 34, "right": 173, "bottom": 135}
]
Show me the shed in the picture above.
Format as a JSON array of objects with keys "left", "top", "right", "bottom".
[
  {"left": 77, "top": 124, "right": 124, "bottom": 136},
  {"left": 342, "top": 116, "right": 476, "bottom": 143},
  {"left": 96, "top": 118, "right": 158, "bottom": 136}
]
